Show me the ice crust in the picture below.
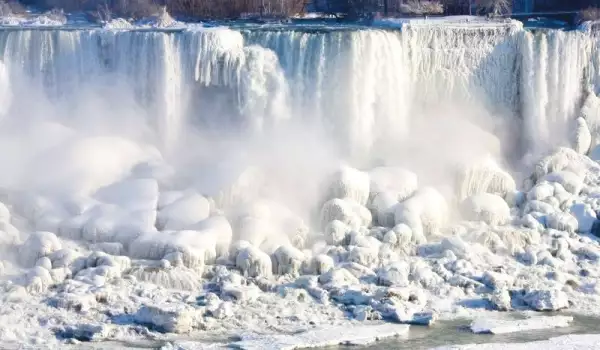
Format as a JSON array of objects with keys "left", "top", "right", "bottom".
[
  {"left": 2, "top": 19, "right": 600, "bottom": 349},
  {"left": 470, "top": 315, "right": 573, "bottom": 334}
]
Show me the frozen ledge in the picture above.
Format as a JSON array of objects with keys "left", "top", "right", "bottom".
[
  {"left": 231, "top": 323, "right": 410, "bottom": 350},
  {"left": 432, "top": 334, "right": 600, "bottom": 350},
  {"left": 470, "top": 315, "right": 573, "bottom": 334}
]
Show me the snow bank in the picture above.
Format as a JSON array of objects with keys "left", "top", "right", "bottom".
[
  {"left": 470, "top": 315, "right": 573, "bottom": 334},
  {"left": 232, "top": 323, "right": 410, "bottom": 349}
]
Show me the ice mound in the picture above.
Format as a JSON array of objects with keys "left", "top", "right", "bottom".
[{"left": 233, "top": 323, "right": 410, "bottom": 349}]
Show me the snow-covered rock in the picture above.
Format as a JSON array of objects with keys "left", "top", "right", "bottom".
[
  {"left": 370, "top": 191, "right": 399, "bottom": 227},
  {"left": 460, "top": 193, "right": 510, "bottom": 225},
  {"left": 522, "top": 289, "right": 569, "bottom": 311},
  {"left": 272, "top": 245, "right": 305, "bottom": 276},
  {"left": 19, "top": 231, "right": 62, "bottom": 267},
  {"left": 394, "top": 187, "right": 447, "bottom": 238},
  {"left": 457, "top": 158, "right": 516, "bottom": 200},
  {"left": 545, "top": 212, "right": 578, "bottom": 233},
  {"left": 543, "top": 171, "right": 583, "bottom": 195},
  {"left": 156, "top": 192, "right": 210, "bottom": 230},
  {"left": 134, "top": 304, "right": 197, "bottom": 333},
  {"left": 377, "top": 261, "right": 409, "bottom": 287},
  {"left": 572, "top": 117, "right": 592, "bottom": 155},
  {"left": 570, "top": 203, "right": 597, "bottom": 233},
  {"left": 235, "top": 245, "right": 272, "bottom": 278},
  {"left": 325, "top": 166, "right": 370, "bottom": 206},
  {"left": 320, "top": 198, "right": 372, "bottom": 231},
  {"left": 323, "top": 220, "right": 350, "bottom": 246}
]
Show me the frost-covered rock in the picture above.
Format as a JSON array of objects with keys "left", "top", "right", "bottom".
[
  {"left": 572, "top": 117, "right": 592, "bottom": 155},
  {"left": 325, "top": 166, "right": 370, "bottom": 206},
  {"left": 134, "top": 304, "right": 197, "bottom": 333},
  {"left": 272, "top": 245, "right": 305, "bottom": 276},
  {"left": 570, "top": 203, "right": 597, "bottom": 233},
  {"left": 457, "top": 158, "right": 516, "bottom": 200},
  {"left": 522, "top": 289, "right": 569, "bottom": 311},
  {"left": 157, "top": 192, "right": 210, "bottom": 230},
  {"left": 320, "top": 198, "right": 372, "bottom": 231},
  {"left": 235, "top": 245, "right": 272, "bottom": 278},
  {"left": 394, "top": 187, "right": 447, "bottom": 238},
  {"left": 460, "top": 193, "right": 510, "bottom": 225},
  {"left": 19, "top": 231, "right": 62, "bottom": 267}
]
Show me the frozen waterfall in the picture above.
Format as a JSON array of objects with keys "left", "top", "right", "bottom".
[{"left": 0, "top": 24, "right": 598, "bottom": 163}]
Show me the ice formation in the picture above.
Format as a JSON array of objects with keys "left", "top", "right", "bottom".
[{"left": 3, "top": 18, "right": 600, "bottom": 349}]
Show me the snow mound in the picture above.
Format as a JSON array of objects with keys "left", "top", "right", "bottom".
[
  {"left": 470, "top": 315, "right": 573, "bottom": 334},
  {"left": 460, "top": 193, "right": 510, "bottom": 225},
  {"left": 233, "top": 323, "right": 410, "bottom": 349}
]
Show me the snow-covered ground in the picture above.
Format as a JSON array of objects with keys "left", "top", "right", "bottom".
[{"left": 0, "top": 13, "right": 600, "bottom": 350}]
